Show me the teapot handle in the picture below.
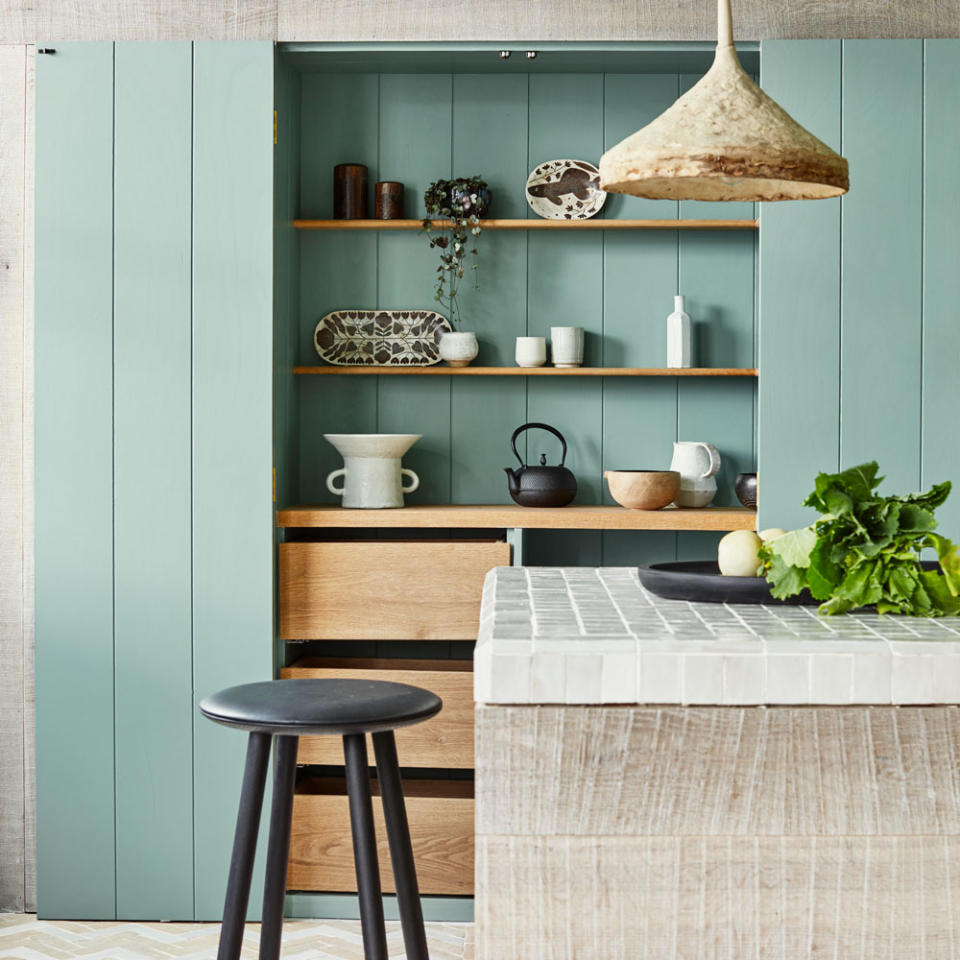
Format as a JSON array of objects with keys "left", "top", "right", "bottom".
[{"left": 510, "top": 422, "right": 568, "bottom": 468}]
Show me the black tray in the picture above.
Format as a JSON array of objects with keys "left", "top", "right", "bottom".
[{"left": 637, "top": 561, "right": 818, "bottom": 605}]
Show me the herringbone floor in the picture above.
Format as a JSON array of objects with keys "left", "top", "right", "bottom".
[{"left": 0, "top": 914, "right": 474, "bottom": 959}]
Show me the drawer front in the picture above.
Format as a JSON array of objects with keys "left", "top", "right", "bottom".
[
  {"left": 288, "top": 779, "right": 474, "bottom": 895},
  {"left": 281, "top": 658, "right": 474, "bottom": 769},
  {"left": 279, "top": 539, "right": 509, "bottom": 640}
]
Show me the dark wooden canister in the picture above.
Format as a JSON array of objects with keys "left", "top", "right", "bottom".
[
  {"left": 374, "top": 181, "right": 404, "bottom": 219},
  {"left": 333, "top": 163, "right": 368, "bottom": 219}
]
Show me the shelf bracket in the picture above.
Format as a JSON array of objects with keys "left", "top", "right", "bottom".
[{"left": 507, "top": 527, "right": 526, "bottom": 567}]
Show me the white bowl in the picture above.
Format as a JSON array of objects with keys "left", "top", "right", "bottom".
[{"left": 323, "top": 434, "right": 421, "bottom": 459}]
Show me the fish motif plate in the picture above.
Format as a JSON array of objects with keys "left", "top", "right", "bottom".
[
  {"left": 314, "top": 309, "right": 453, "bottom": 366},
  {"left": 525, "top": 159, "right": 607, "bottom": 220}
]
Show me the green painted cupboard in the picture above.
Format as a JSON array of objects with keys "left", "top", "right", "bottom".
[{"left": 34, "top": 38, "right": 960, "bottom": 922}]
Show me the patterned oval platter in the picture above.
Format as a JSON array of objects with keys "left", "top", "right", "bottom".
[
  {"left": 314, "top": 309, "right": 453, "bottom": 366},
  {"left": 525, "top": 159, "right": 607, "bottom": 220}
]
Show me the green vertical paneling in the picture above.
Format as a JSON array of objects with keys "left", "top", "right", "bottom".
[
  {"left": 922, "top": 41, "right": 960, "bottom": 541},
  {"left": 378, "top": 75, "right": 453, "bottom": 503},
  {"left": 274, "top": 55, "right": 302, "bottom": 513},
  {"left": 451, "top": 74, "right": 527, "bottom": 502},
  {"left": 113, "top": 41, "right": 194, "bottom": 920},
  {"left": 841, "top": 41, "right": 923, "bottom": 492},
  {"left": 298, "top": 74, "right": 378, "bottom": 501},
  {"left": 526, "top": 74, "right": 604, "bottom": 564},
  {"left": 757, "top": 40, "right": 842, "bottom": 531},
  {"left": 677, "top": 229, "right": 756, "bottom": 559},
  {"left": 192, "top": 41, "right": 275, "bottom": 921},
  {"left": 34, "top": 42, "right": 117, "bottom": 920}
]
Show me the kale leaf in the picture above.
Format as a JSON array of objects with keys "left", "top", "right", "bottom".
[{"left": 759, "top": 461, "right": 960, "bottom": 616}]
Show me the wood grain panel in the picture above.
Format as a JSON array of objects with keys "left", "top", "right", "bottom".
[
  {"left": 841, "top": 41, "right": 923, "bottom": 491},
  {"left": 34, "top": 41, "right": 116, "bottom": 920},
  {"left": 475, "top": 705, "right": 960, "bottom": 837},
  {"left": 288, "top": 778, "right": 474, "bottom": 895},
  {"left": 281, "top": 658, "right": 474, "bottom": 768},
  {"left": 279, "top": 540, "right": 509, "bottom": 640},
  {"left": 758, "top": 40, "right": 842, "bottom": 532},
  {"left": 476, "top": 834, "right": 960, "bottom": 960},
  {"left": 922, "top": 41, "right": 960, "bottom": 544},
  {"left": 113, "top": 40, "right": 194, "bottom": 920},
  {"left": 277, "top": 504, "right": 756, "bottom": 531},
  {"left": 0, "top": 42, "right": 27, "bottom": 915},
  {"left": 191, "top": 40, "right": 275, "bottom": 922}
]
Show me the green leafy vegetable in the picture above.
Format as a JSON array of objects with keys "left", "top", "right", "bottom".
[{"left": 759, "top": 462, "right": 960, "bottom": 617}]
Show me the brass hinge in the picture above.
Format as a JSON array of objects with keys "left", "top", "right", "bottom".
[
  {"left": 273, "top": 110, "right": 278, "bottom": 145},
  {"left": 272, "top": 467, "right": 277, "bottom": 502}
]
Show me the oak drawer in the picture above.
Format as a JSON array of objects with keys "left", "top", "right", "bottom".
[
  {"left": 287, "top": 778, "right": 474, "bottom": 895},
  {"left": 281, "top": 658, "right": 474, "bottom": 769},
  {"left": 278, "top": 539, "right": 508, "bottom": 640}
]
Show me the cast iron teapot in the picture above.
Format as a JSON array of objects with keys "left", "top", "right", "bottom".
[{"left": 505, "top": 422, "right": 578, "bottom": 507}]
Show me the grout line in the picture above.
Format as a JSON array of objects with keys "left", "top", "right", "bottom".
[
  {"left": 110, "top": 40, "right": 118, "bottom": 919},
  {"left": 188, "top": 39, "right": 197, "bottom": 919}
]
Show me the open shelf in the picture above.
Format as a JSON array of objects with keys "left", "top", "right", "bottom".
[
  {"left": 277, "top": 504, "right": 756, "bottom": 531},
  {"left": 294, "top": 218, "right": 758, "bottom": 231},
  {"left": 293, "top": 366, "right": 758, "bottom": 377}
]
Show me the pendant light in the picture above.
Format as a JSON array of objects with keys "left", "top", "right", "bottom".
[{"left": 599, "top": 0, "right": 849, "bottom": 202}]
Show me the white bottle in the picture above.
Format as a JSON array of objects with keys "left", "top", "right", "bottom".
[{"left": 666, "top": 295, "right": 692, "bottom": 369}]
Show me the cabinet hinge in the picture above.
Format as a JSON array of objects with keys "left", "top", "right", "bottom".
[
  {"left": 273, "top": 467, "right": 277, "bottom": 503},
  {"left": 273, "top": 110, "right": 278, "bottom": 145}
]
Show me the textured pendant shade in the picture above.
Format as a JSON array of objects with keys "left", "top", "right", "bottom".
[{"left": 599, "top": 0, "right": 849, "bottom": 202}]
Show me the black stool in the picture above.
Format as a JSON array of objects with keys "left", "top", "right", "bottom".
[{"left": 200, "top": 678, "right": 442, "bottom": 960}]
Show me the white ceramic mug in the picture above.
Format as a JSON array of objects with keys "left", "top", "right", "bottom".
[
  {"left": 670, "top": 441, "right": 721, "bottom": 508},
  {"left": 515, "top": 336, "right": 547, "bottom": 367},
  {"left": 550, "top": 326, "right": 584, "bottom": 367}
]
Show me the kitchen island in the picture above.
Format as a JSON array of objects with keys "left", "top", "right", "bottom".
[{"left": 474, "top": 567, "right": 960, "bottom": 959}]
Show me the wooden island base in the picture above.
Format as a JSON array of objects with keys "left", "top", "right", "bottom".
[{"left": 475, "top": 704, "right": 960, "bottom": 960}]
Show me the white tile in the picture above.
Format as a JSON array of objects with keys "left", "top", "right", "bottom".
[
  {"left": 682, "top": 654, "right": 723, "bottom": 704},
  {"left": 809, "top": 654, "right": 854, "bottom": 704},
  {"left": 487, "top": 653, "right": 531, "bottom": 704},
  {"left": 765, "top": 654, "right": 811, "bottom": 705},
  {"left": 530, "top": 651, "right": 566, "bottom": 702},
  {"left": 564, "top": 654, "right": 603, "bottom": 703},
  {"left": 891, "top": 654, "right": 936, "bottom": 704},
  {"left": 638, "top": 651, "right": 683, "bottom": 703},
  {"left": 851, "top": 651, "right": 891, "bottom": 703},
  {"left": 721, "top": 655, "right": 766, "bottom": 704},
  {"left": 602, "top": 652, "right": 639, "bottom": 703},
  {"left": 931, "top": 655, "right": 960, "bottom": 704}
]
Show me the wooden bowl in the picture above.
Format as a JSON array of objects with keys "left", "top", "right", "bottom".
[{"left": 604, "top": 470, "right": 681, "bottom": 510}]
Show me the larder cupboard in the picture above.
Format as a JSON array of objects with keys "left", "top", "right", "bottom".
[{"left": 34, "top": 38, "right": 960, "bottom": 922}]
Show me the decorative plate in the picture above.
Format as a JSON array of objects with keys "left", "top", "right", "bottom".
[
  {"left": 637, "top": 561, "right": 818, "bottom": 606},
  {"left": 314, "top": 310, "right": 452, "bottom": 366},
  {"left": 525, "top": 159, "right": 607, "bottom": 220}
]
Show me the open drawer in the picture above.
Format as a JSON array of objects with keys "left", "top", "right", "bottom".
[
  {"left": 278, "top": 539, "right": 509, "bottom": 640},
  {"left": 287, "top": 777, "right": 474, "bottom": 895},
  {"left": 281, "top": 657, "right": 474, "bottom": 768}
]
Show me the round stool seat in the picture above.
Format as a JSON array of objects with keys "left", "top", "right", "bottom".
[{"left": 199, "top": 678, "right": 442, "bottom": 736}]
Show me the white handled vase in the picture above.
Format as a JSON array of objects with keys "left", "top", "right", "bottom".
[
  {"left": 324, "top": 433, "right": 421, "bottom": 509},
  {"left": 670, "top": 441, "right": 721, "bottom": 508}
]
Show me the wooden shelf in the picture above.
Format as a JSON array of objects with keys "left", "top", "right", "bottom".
[
  {"left": 294, "top": 218, "right": 758, "bottom": 231},
  {"left": 277, "top": 504, "right": 756, "bottom": 532},
  {"left": 293, "top": 366, "right": 757, "bottom": 377}
]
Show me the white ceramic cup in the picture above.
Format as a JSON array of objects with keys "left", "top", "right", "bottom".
[
  {"left": 550, "top": 326, "right": 585, "bottom": 367},
  {"left": 515, "top": 336, "right": 547, "bottom": 367}
]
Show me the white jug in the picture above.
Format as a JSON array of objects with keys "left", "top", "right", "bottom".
[
  {"left": 670, "top": 441, "right": 721, "bottom": 508},
  {"left": 325, "top": 434, "right": 421, "bottom": 508}
]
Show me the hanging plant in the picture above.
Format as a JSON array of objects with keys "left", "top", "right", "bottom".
[{"left": 421, "top": 176, "right": 490, "bottom": 328}]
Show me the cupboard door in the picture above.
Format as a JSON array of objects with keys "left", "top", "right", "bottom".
[
  {"left": 113, "top": 41, "right": 194, "bottom": 921},
  {"left": 35, "top": 41, "right": 117, "bottom": 920},
  {"left": 191, "top": 40, "right": 276, "bottom": 922}
]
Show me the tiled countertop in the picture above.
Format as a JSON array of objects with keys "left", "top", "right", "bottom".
[{"left": 473, "top": 567, "right": 960, "bottom": 705}]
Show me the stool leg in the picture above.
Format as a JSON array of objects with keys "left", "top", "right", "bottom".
[
  {"left": 373, "top": 730, "right": 430, "bottom": 960},
  {"left": 259, "top": 734, "right": 299, "bottom": 960},
  {"left": 218, "top": 731, "right": 271, "bottom": 960},
  {"left": 343, "top": 734, "right": 388, "bottom": 960}
]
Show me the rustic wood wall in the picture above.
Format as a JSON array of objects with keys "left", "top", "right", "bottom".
[{"left": 1, "top": 0, "right": 958, "bottom": 916}]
